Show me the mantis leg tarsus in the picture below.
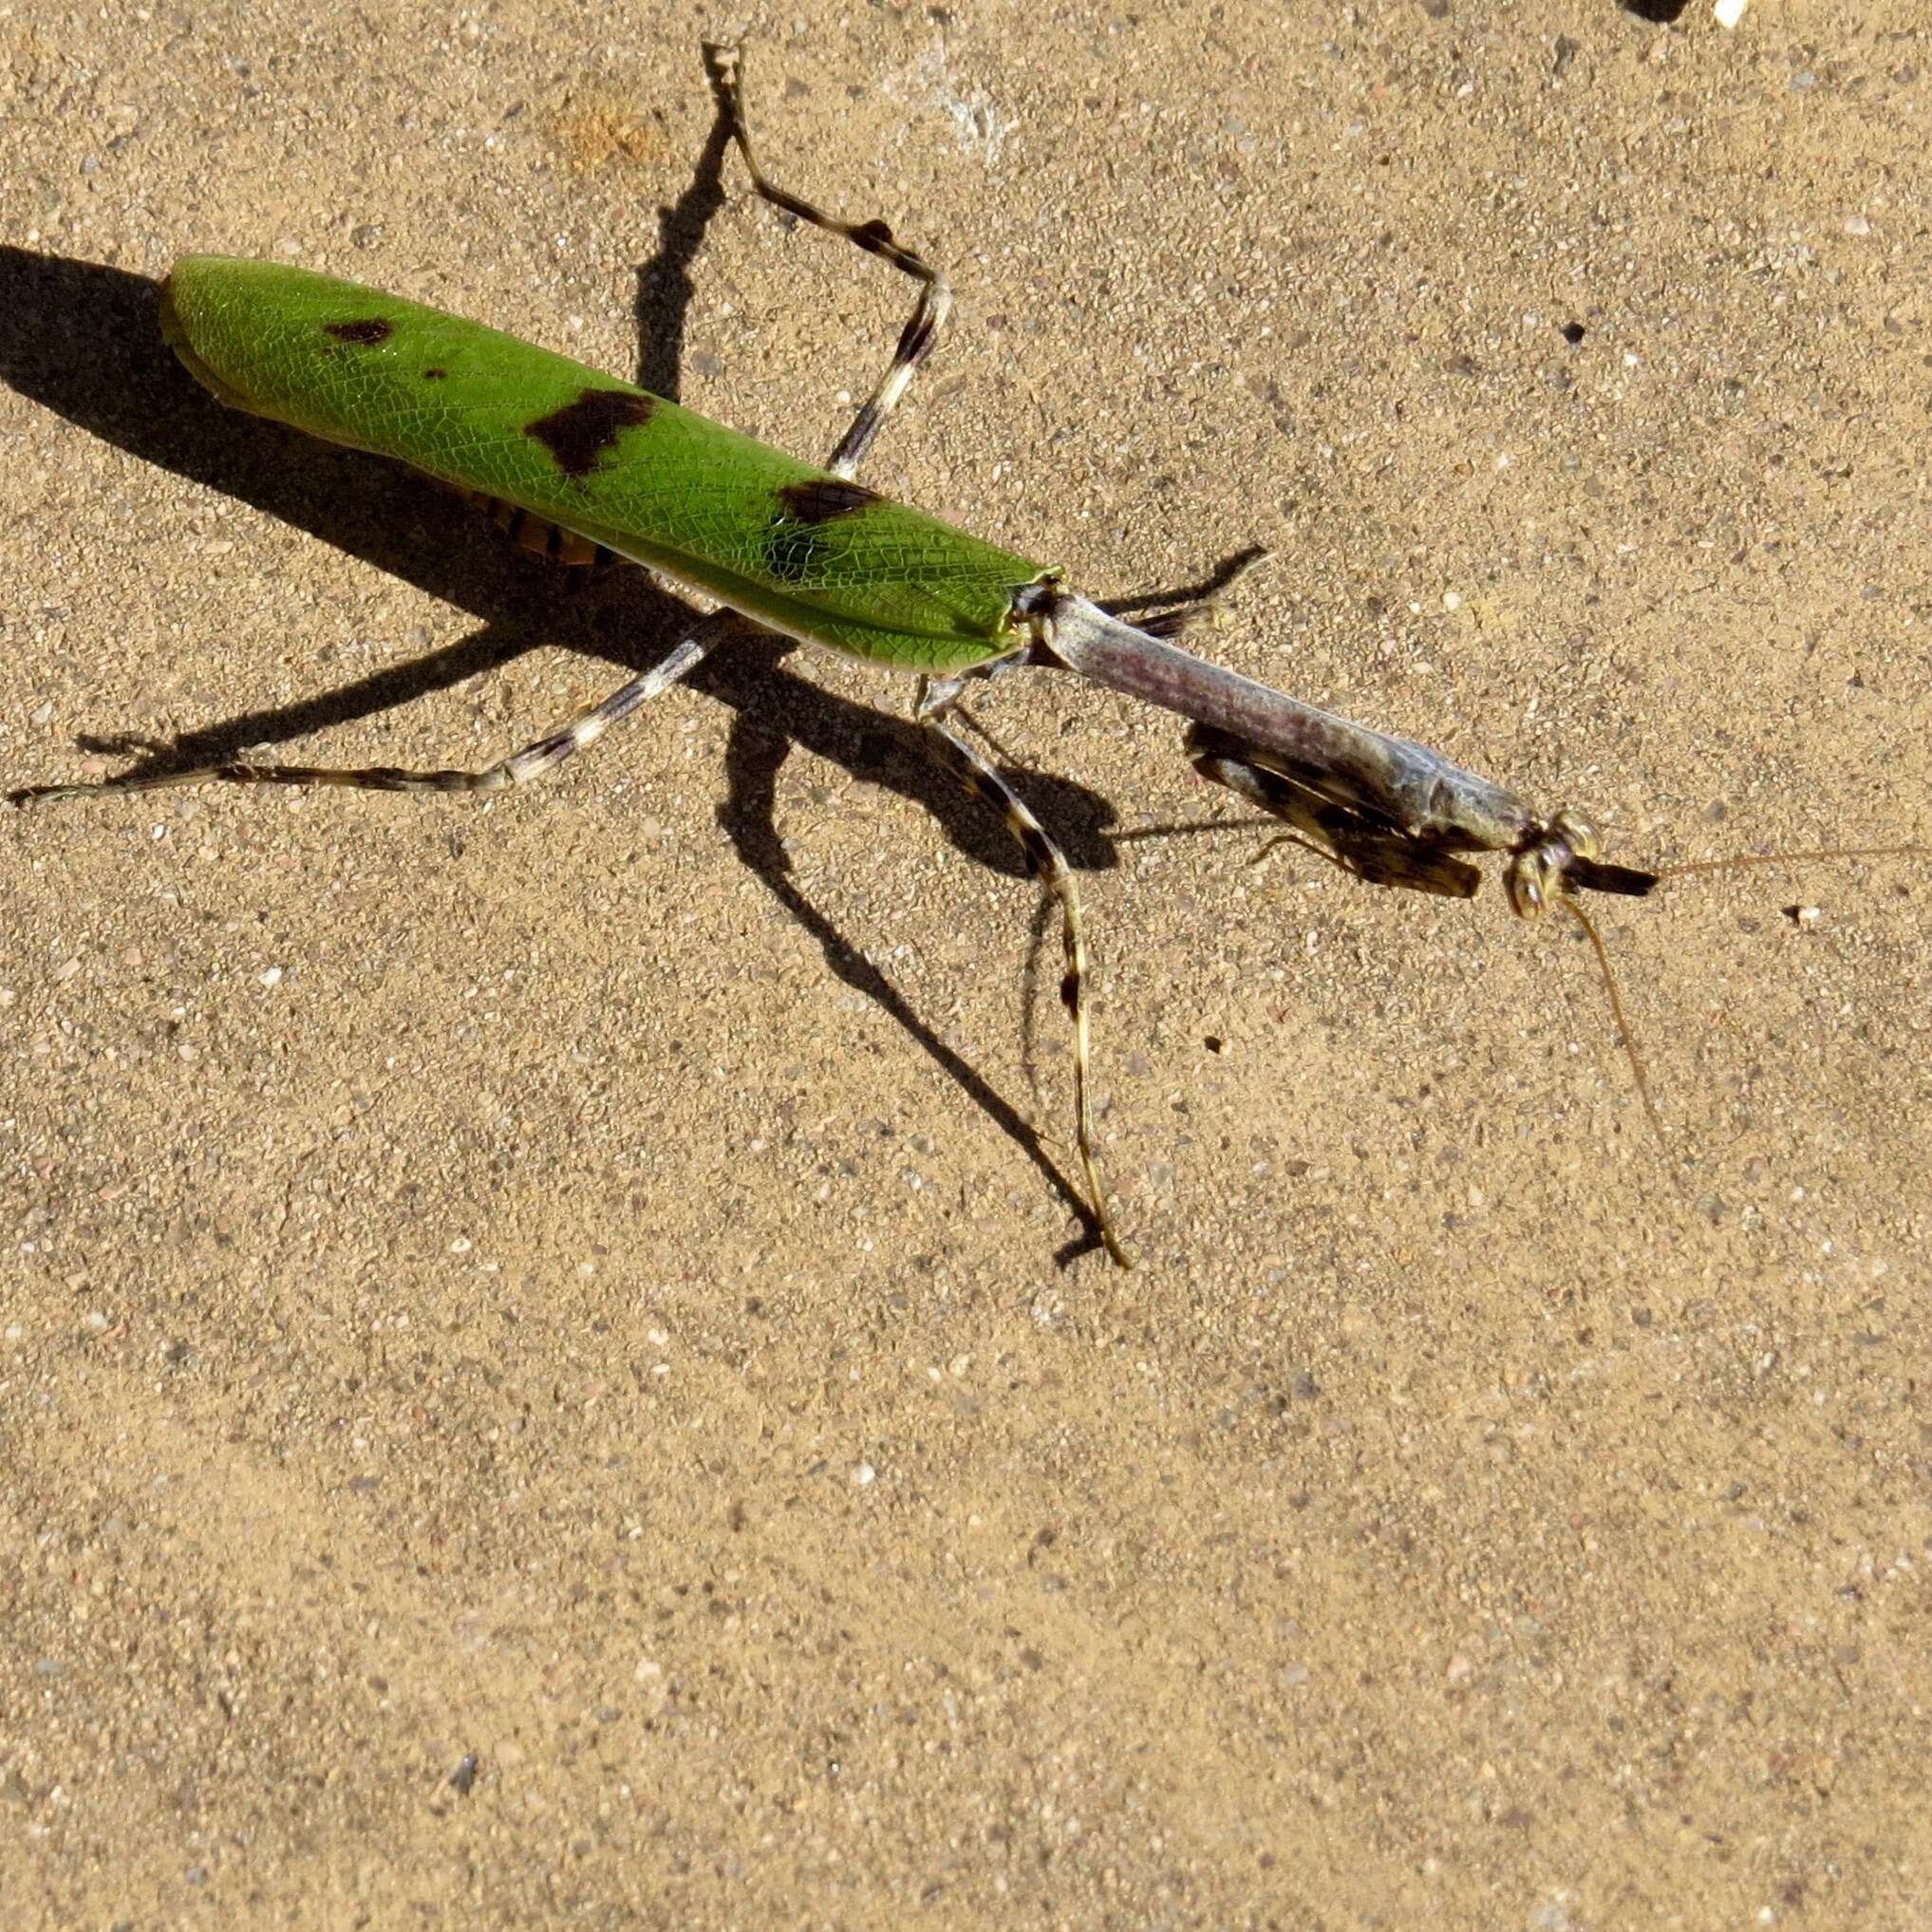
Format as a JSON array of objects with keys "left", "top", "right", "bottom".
[
  {"left": 703, "top": 40, "right": 953, "bottom": 478},
  {"left": 1102, "top": 544, "right": 1273, "bottom": 641},
  {"left": 915, "top": 677, "right": 1132, "bottom": 1269},
  {"left": 12, "top": 622, "right": 733, "bottom": 810}
]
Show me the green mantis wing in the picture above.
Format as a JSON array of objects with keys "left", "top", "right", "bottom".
[{"left": 161, "top": 257, "right": 1054, "bottom": 674}]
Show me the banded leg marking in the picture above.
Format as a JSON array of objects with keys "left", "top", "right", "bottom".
[
  {"left": 13, "top": 622, "right": 730, "bottom": 807},
  {"left": 703, "top": 41, "right": 952, "bottom": 478},
  {"left": 916, "top": 678, "right": 1131, "bottom": 1268}
]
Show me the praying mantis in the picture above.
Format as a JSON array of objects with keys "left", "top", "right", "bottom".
[{"left": 13, "top": 45, "right": 1912, "bottom": 1269}]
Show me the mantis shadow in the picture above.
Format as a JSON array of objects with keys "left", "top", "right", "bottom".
[{"left": 0, "top": 104, "right": 1124, "bottom": 1263}]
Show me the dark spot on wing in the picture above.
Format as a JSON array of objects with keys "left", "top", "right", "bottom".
[
  {"left": 763, "top": 478, "right": 883, "bottom": 584},
  {"left": 422, "top": 366, "right": 447, "bottom": 380},
  {"left": 325, "top": 319, "right": 393, "bottom": 346},
  {"left": 778, "top": 478, "right": 882, "bottom": 524},
  {"left": 525, "top": 387, "right": 655, "bottom": 478}
]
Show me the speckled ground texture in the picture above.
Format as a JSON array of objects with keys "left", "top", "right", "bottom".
[{"left": 4, "top": 2, "right": 1928, "bottom": 1925}]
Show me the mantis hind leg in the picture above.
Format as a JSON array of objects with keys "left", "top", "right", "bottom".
[
  {"left": 915, "top": 676, "right": 1132, "bottom": 1269},
  {"left": 11, "top": 623, "right": 732, "bottom": 807},
  {"left": 703, "top": 41, "right": 952, "bottom": 478}
]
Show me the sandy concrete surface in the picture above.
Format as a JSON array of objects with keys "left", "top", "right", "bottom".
[{"left": 4, "top": 2, "right": 1928, "bottom": 1924}]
